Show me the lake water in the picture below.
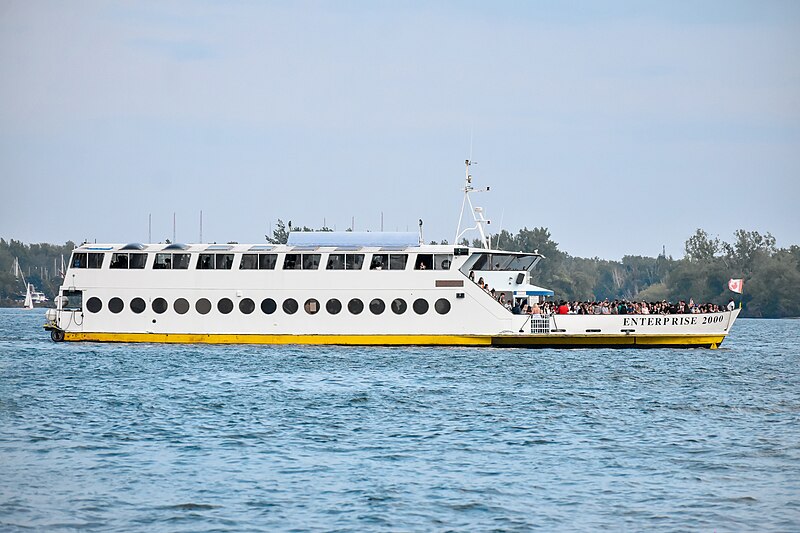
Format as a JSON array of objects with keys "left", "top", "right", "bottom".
[{"left": 1, "top": 308, "right": 798, "bottom": 531}]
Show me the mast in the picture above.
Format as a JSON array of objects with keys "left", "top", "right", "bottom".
[{"left": 454, "top": 159, "right": 491, "bottom": 249}]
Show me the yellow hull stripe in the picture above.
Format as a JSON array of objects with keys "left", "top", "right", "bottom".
[{"left": 63, "top": 332, "right": 726, "bottom": 347}]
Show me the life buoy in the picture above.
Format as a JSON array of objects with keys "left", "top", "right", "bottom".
[{"left": 51, "top": 329, "right": 65, "bottom": 342}]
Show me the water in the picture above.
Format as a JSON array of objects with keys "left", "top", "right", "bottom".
[{"left": 1, "top": 309, "right": 798, "bottom": 531}]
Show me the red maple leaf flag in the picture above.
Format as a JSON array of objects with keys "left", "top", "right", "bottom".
[{"left": 728, "top": 278, "right": 744, "bottom": 294}]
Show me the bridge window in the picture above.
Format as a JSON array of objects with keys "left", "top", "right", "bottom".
[
  {"left": 326, "top": 253, "right": 365, "bottom": 270},
  {"left": 71, "top": 252, "right": 104, "bottom": 269}
]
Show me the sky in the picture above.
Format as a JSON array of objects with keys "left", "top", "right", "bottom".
[{"left": 1, "top": 1, "right": 798, "bottom": 260}]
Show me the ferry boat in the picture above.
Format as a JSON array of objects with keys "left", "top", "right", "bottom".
[{"left": 43, "top": 162, "right": 740, "bottom": 348}]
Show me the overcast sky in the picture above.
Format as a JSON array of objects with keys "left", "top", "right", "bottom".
[{"left": 1, "top": 1, "right": 798, "bottom": 259}]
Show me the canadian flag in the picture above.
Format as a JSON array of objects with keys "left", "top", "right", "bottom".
[{"left": 728, "top": 278, "right": 744, "bottom": 294}]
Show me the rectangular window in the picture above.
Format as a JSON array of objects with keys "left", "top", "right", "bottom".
[
  {"left": 434, "top": 254, "right": 453, "bottom": 270},
  {"left": 240, "top": 254, "right": 258, "bottom": 270},
  {"left": 326, "top": 254, "right": 345, "bottom": 270},
  {"left": 154, "top": 253, "right": 172, "bottom": 269},
  {"left": 71, "top": 252, "right": 87, "bottom": 269},
  {"left": 198, "top": 254, "right": 214, "bottom": 270},
  {"left": 173, "top": 253, "right": 190, "bottom": 269},
  {"left": 62, "top": 289, "right": 83, "bottom": 311},
  {"left": 302, "top": 254, "right": 321, "bottom": 270},
  {"left": 110, "top": 253, "right": 129, "bottom": 269},
  {"left": 283, "top": 254, "right": 300, "bottom": 270},
  {"left": 346, "top": 254, "right": 364, "bottom": 270},
  {"left": 130, "top": 253, "right": 147, "bottom": 269},
  {"left": 215, "top": 254, "right": 234, "bottom": 270},
  {"left": 87, "top": 253, "right": 104, "bottom": 269},
  {"left": 370, "top": 254, "right": 388, "bottom": 270},
  {"left": 415, "top": 254, "right": 433, "bottom": 270},
  {"left": 390, "top": 254, "right": 408, "bottom": 270},
  {"left": 258, "top": 254, "right": 277, "bottom": 270}
]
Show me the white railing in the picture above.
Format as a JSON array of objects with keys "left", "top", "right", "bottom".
[{"left": 529, "top": 314, "right": 551, "bottom": 334}]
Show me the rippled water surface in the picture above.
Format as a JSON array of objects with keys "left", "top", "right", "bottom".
[{"left": 1, "top": 309, "right": 799, "bottom": 531}]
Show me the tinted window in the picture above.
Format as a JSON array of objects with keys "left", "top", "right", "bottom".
[
  {"left": 87, "top": 253, "right": 104, "bottom": 269},
  {"left": 348, "top": 298, "right": 364, "bottom": 314},
  {"left": 196, "top": 298, "right": 212, "bottom": 314},
  {"left": 108, "top": 297, "right": 124, "bottom": 313},
  {"left": 218, "top": 298, "right": 233, "bottom": 314},
  {"left": 154, "top": 253, "right": 171, "bottom": 269},
  {"left": 413, "top": 298, "right": 429, "bottom": 314},
  {"left": 71, "top": 253, "right": 87, "bottom": 268},
  {"left": 435, "top": 298, "right": 451, "bottom": 314},
  {"left": 261, "top": 298, "right": 277, "bottom": 314},
  {"left": 86, "top": 296, "right": 102, "bottom": 313},
  {"left": 174, "top": 298, "right": 190, "bottom": 314},
  {"left": 326, "top": 298, "right": 342, "bottom": 314},
  {"left": 390, "top": 254, "right": 408, "bottom": 270},
  {"left": 110, "top": 253, "right": 129, "bottom": 269},
  {"left": 391, "top": 298, "right": 407, "bottom": 314},
  {"left": 173, "top": 254, "right": 191, "bottom": 269},
  {"left": 326, "top": 254, "right": 345, "bottom": 270},
  {"left": 152, "top": 298, "right": 168, "bottom": 314},
  {"left": 370, "top": 254, "right": 387, "bottom": 270},
  {"left": 259, "top": 254, "right": 277, "bottom": 269},
  {"left": 283, "top": 254, "right": 300, "bottom": 270},
  {"left": 239, "top": 298, "right": 255, "bottom": 314},
  {"left": 435, "top": 254, "right": 453, "bottom": 270},
  {"left": 62, "top": 290, "right": 83, "bottom": 310},
  {"left": 346, "top": 254, "right": 364, "bottom": 270},
  {"left": 215, "top": 254, "right": 234, "bottom": 270},
  {"left": 130, "top": 253, "right": 147, "bottom": 269},
  {"left": 130, "top": 297, "right": 146, "bottom": 314},
  {"left": 240, "top": 254, "right": 258, "bottom": 270},
  {"left": 302, "top": 254, "right": 321, "bottom": 270},
  {"left": 283, "top": 298, "right": 298, "bottom": 314},
  {"left": 198, "top": 254, "right": 214, "bottom": 270},
  {"left": 369, "top": 298, "right": 385, "bottom": 315}
]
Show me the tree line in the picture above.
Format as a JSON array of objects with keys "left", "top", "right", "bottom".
[{"left": 2, "top": 226, "right": 798, "bottom": 318}]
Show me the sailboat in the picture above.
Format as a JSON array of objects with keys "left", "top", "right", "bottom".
[{"left": 23, "top": 283, "right": 33, "bottom": 310}]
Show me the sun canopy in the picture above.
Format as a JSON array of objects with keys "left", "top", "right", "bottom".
[{"left": 286, "top": 231, "right": 420, "bottom": 248}]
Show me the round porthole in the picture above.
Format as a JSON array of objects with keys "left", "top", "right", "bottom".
[
  {"left": 413, "top": 298, "right": 429, "bottom": 315},
  {"left": 348, "top": 298, "right": 364, "bottom": 314},
  {"left": 108, "top": 297, "right": 124, "bottom": 314},
  {"left": 326, "top": 298, "right": 342, "bottom": 314},
  {"left": 369, "top": 298, "right": 385, "bottom": 315},
  {"left": 304, "top": 298, "right": 320, "bottom": 314},
  {"left": 218, "top": 298, "right": 233, "bottom": 314},
  {"left": 196, "top": 298, "right": 212, "bottom": 315},
  {"left": 435, "top": 298, "right": 451, "bottom": 315},
  {"left": 261, "top": 298, "right": 277, "bottom": 314},
  {"left": 283, "top": 298, "right": 298, "bottom": 314},
  {"left": 130, "top": 297, "right": 146, "bottom": 314},
  {"left": 239, "top": 298, "right": 255, "bottom": 314},
  {"left": 152, "top": 297, "right": 168, "bottom": 314},
  {"left": 391, "top": 298, "right": 407, "bottom": 315},
  {"left": 86, "top": 297, "right": 102, "bottom": 313},
  {"left": 174, "top": 298, "right": 190, "bottom": 314}
]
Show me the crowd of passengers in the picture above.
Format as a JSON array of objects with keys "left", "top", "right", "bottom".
[{"left": 468, "top": 271, "right": 730, "bottom": 316}]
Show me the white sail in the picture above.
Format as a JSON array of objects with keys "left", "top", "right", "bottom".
[{"left": 24, "top": 283, "right": 33, "bottom": 309}]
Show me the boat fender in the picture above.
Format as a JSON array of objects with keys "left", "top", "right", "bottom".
[{"left": 51, "top": 329, "right": 65, "bottom": 342}]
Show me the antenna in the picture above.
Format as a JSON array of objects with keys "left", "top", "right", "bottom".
[
  {"left": 199, "top": 210, "right": 203, "bottom": 243},
  {"left": 418, "top": 219, "right": 424, "bottom": 244},
  {"left": 173, "top": 212, "right": 176, "bottom": 243},
  {"left": 148, "top": 213, "right": 152, "bottom": 243},
  {"left": 454, "top": 159, "right": 491, "bottom": 249}
]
